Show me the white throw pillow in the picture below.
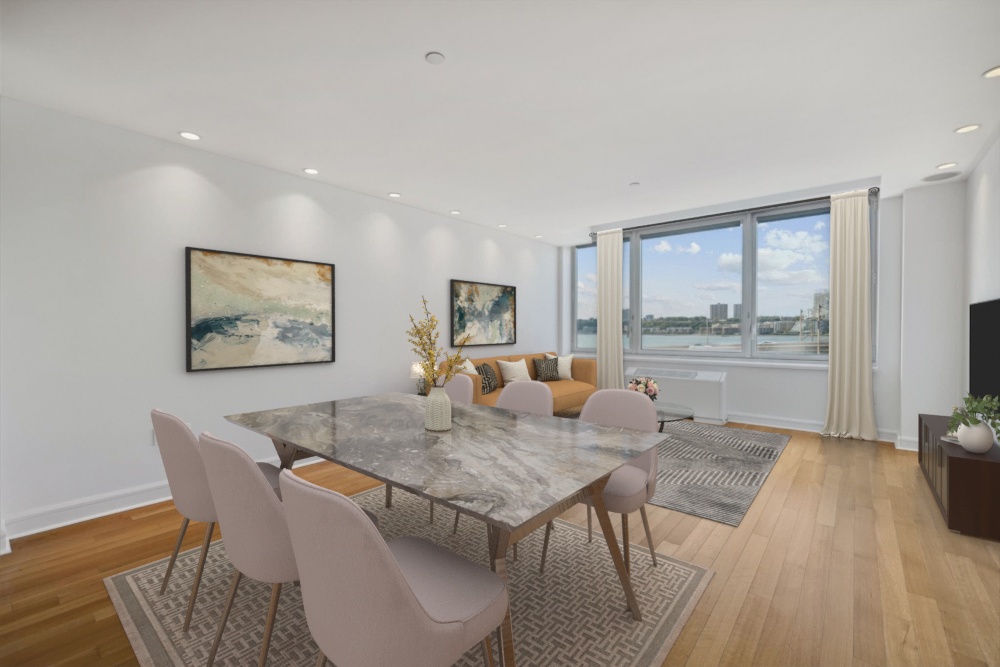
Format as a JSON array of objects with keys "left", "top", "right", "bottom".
[
  {"left": 458, "top": 359, "right": 478, "bottom": 374},
  {"left": 497, "top": 358, "right": 531, "bottom": 384},
  {"left": 545, "top": 353, "right": 574, "bottom": 381}
]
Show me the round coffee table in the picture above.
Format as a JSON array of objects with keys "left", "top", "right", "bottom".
[{"left": 656, "top": 402, "right": 694, "bottom": 432}]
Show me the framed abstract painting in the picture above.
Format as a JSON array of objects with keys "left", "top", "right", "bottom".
[
  {"left": 450, "top": 279, "right": 516, "bottom": 346},
  {"left": 186, "top": 247, "right": 334, "bottom": 371}
]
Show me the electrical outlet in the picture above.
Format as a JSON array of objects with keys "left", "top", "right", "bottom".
[{"left": 152, "top": 430, "right": 158, "bottom": 447}]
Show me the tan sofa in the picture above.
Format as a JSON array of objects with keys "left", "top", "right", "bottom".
[{"left": 447, "top": 352, "right": 597, "bottom": 414}]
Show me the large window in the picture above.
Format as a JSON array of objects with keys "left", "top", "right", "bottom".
[
  {"left": 639, "top": 220, "right": 743, "bottom": 353},
  {"left": 753, "top": 208, "right": 831, "bottom": 356},
  {"left": 574, "top": 200, "right": 850, "bottom": 361}
]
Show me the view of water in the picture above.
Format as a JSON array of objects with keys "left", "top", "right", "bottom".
[{"left": 576, "top": 333, "right": 829, "bottom": 353}]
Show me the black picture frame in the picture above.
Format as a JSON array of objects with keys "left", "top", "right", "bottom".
[
  {"left": 186, "top": 247, "right": 335, "bottom": 372},
  {"left": 450, "top": 279, "right": 516, "bottom": 347}
]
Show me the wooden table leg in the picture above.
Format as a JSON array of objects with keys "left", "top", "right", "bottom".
[
  {"left": 271, "top": 438, "right": 299, "bottom": 470},
  {"left": 588, "top": 477, "right": 642, "bottom": 621},
  {"left": 488, "top": 526, "right": 517, "bottom": 667}
]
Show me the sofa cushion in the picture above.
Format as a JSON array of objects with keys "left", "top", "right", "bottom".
[
  {"left": 497, "top": 358, "right": 531, "bottom": 384},
  {"left": 545, "top": 353, "right": 574, "bottom": 380},
  {"left": 533, "top": 357, "right": 560, "bottom": 382},
  {"left": 548, "top": 380, "right": 598, "bottom": 414},
  {"left": 507, "top": 353, "right": 549, "bottom": 380},
  {"left": 475, "top": 363, "right": 499, "bottom": 395}
]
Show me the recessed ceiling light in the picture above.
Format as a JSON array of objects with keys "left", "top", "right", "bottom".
[
  {"left": 450, "top": 210, "right": 461, "bottom": 215},
  {"left": 937, "top": 162, "right": 958, "bottom": 170},
  {"left": 629, "top": 182, "right": 640, "bottom": 187},
  {"left": 497, "top": 224, "right": 507, "bottom": 228},
  {"left": 179, "top": 131, "right": 200, "bottom": 141},
  {"left": 388, "top": 192, "right": 401, "bottom": 198},
  {"left": 303, "top": 168, "right": 319, "bottom": 175},
  {"left": 534, "top": 235, "right": 543, "bottom": 239},
  {"left": 983, "top": 65, "right": 1000, "bottom": 78},
  {"left": 955, "top": 124, "right": 981, "bottom": 133},
  {"left": 425, "top": 52, "right": 445, "bottom": 65}
]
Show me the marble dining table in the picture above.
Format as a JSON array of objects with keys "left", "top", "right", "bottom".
[{"left": 226, "top": 392, "right": 668, "bottom": 667}]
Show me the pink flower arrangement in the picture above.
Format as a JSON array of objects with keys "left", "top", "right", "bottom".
[{"left": 628, "top": 377, "right": 659, "bottom": 401}]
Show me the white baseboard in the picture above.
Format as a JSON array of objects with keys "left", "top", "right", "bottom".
[
  {"left": 5, "top": 454, "right": 324, "bottom": 541},
  {"left": 727, "top": 412, "right": 825, "bottom": 434},
  {"left": 728, "top": 412, "right": 900, "bottom": 446},
  {"left": 896, "top": 435, "right": 919, "bottom": 452},
  {"left": 7, "top": 480, "right": 173, "bottom": 540},
  {"left": 0, "top": 519, "right": 11, "bottom": 556}
]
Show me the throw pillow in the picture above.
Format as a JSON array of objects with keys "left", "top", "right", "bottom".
[
  {"left": 497, "top": 358, "right": 531, "bottom": 384},
  {"left": 533, "top": 357, "right": 560, "bottom": 382},
  {"left": 475, "top": 363, "right": 498, "bottom": 395},
  {"left": 458, "top": 359, "right": 478, "bottom": 374},
  {"left": 545, "top": 353, "right": 574, "bottom": 380}
]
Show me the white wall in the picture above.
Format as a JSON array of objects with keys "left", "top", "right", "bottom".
[
  {"left": 965, "top": 135, "right": 1000, "bottom": 306},
  {"left": 898, "top": 180, "right": 967, "bottom": 449},
  {"left": 0, "top": 98, "right": 559, "bottom": 538}
]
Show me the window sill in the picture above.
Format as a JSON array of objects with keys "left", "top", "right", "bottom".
[{"left": 571, "top": 349, "right": 830, "bottom": 371}]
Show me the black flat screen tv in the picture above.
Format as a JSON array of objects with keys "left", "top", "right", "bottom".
[{"left": 970, "top": 298, "right": 1000, "bottom": 398}]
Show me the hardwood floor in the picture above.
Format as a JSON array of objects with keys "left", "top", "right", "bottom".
[{"left": 1, "top": 425, "right": 998, "bottom": 666}]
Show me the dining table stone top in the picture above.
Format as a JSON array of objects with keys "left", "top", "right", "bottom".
[{"left": 226, "top": 392, "right": 667, "bottom": 531}]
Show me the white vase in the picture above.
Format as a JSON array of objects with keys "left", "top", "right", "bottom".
[
  {"left": 956, "top": 422, "right": 996, "bottom": 454},
  {"left": 425, "top": 386, "right": 452, "bottom": 431}
]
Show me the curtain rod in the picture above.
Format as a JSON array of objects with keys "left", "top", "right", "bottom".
[{"left": 588, "top": 187, "right": 880, "bottom": 239}]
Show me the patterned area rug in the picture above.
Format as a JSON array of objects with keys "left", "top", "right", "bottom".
[
  {"left": 106, "top": 486, "right": 711, "bottom": 666},
  {"left": 651, "top": 421, "right": 790, "bottom": 526}
]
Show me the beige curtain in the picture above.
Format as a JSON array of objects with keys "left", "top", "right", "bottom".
[
  {"left": 596, "top": 229, "right": 625, "bottom": 389},
  {"left": 822, "top": 190, "right": 878, "bottom": 441}
]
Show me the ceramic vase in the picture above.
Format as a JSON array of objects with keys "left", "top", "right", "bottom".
[
  {"left": 956, "top": 422, "right": 996, "bottom": 454},
  {"left": 425, "top": 386, "right": 452, "bottom": 431}
]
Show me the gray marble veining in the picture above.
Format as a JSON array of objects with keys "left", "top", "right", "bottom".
[{"left": 226, "top": 393, "right": 667, "bottom": 531}]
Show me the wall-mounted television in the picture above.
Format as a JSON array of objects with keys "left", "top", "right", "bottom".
[{"left": 970, "top": 298, "right": 1000, "bottom": 398}]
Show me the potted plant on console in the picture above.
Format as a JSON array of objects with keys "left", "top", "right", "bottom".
[{"left": 949, "top": 394, "right": 1000, "bottom": 454}]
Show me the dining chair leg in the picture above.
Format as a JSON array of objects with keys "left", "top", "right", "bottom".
[
  {"left": 315, "top": 652, "right": 327, "bottom": 667},
  {"left": 385, "top": 484, "right": 392, "bottom": 508},
  {"left": 161, "top": 517, "right": 189, "bottom": 595},
  {"left": 429, "top": 500, "right": 435, "bottom": 524},
  {"left": 481, "top": 634, "right": 495, "bottom": 667},
  {"left": 183, "top": 521, "right": 215, "bottom": 631},
  {"left": 258, "top": 582, "right": 282, "bottom": 667},
  {"left": 621, "top": 513, "right": 631, "bottom": 575},
  {"left": 639, "top": 505, "right": 658, "bottom": 567},
  {"left": 587, "top": 505, "right": 593, "bottom": 543},
  {"left": 453, "top": 510, "right": 461, "bottom": 534},
  {"left": 540, "top": 521, "right": 553, "bottom": 573},
  {"left": 206, "top": 569, "right": 242, "bottom": 667}
]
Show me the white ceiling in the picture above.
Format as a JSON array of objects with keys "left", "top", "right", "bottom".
[{"left": 2, "top": 0, "right": 999, "bottom": 246}]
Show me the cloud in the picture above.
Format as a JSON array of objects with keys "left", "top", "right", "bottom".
[
  {"left": 585, "top": 273, "right": 597, "bottom": 283},
  {"left": 678, "top": 242, "right": 701, "bottom": 254},
  {"left": 758, "top": 247, "right": 810, "bottom": 272},
  {"left": 763, "top": 228, "right": 827, "bottom": 255},
  {"left": 694, "top": 281, "right": 741, "bottom": 292},
  {"left": 654, "top": 240, "right": 672, "bottom": 253},
  {"left": 814, "top": 221, "right": 826, "bottom": 231},
  {"left": 718, "top": 252, "right": 742, "bottom": 273},
  {"left": 758, "top": 269, "right": 823, "bottom": 285}
]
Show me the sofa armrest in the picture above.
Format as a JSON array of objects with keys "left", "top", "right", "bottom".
[{"left": 572, "top": 357, "right": 597, "bottom": 386}]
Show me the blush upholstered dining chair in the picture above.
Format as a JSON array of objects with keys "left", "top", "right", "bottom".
[
  {"left": 539, "top": 389, "right": 660, "bottom": 573},
  {"left": 150, "top": 409, "right": 282, "bottom": 632},
  {"left": 280, "top": 470, "right": 508, "bottom": 667},
  {"left": 443, "top": 373, "right": 475, "bottom": 405},
  {"left": 198, "top": 432, "right": 300, "bottom": 667}
]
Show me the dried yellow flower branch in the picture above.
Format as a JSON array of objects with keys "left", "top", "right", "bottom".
[{"left": 407, "top": 296, "right": 469, "bottom": 389}]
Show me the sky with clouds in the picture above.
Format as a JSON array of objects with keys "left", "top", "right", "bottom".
[{"left": 577, "top": 211, "right": 830, "bottom": 320}]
